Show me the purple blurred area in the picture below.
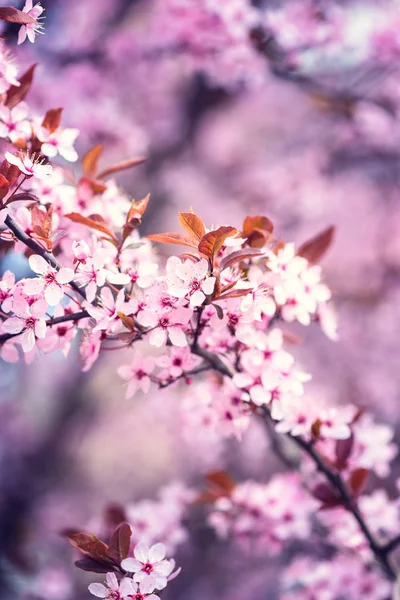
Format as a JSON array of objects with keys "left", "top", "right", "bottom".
[{"left": 1, "top": 1, "right": 400, "bottom": 598}]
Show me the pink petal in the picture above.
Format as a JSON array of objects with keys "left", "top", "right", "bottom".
[
  {"left": 29, "top": 254, "right": 48, "bottom": 275},
  {"left": 2, "top": 317, "right": 23, "bottom": 334},
  {"left": 44, "top": 282, "right": 62, "bottom": 306},
  {"left": 88, "top": 583, "right": 107, "bottom": 598},
  {"left": 56, "top": 267, "right": 74, "bottom": 284},
  {"left": 21, "top": 328, "right": 35, "bottom": 353},
  {"left": 23, "top": 278, "right": 45, "bottom": 297},
  {"left": 168, "top": 327, "right": 187, "bottom": 347},
  {"left": 148, "top": 543, "right": 166, "bottom": 563},
  {"left": 134, "top": 542, "right": 149, "bottom": 563},
  {"left": 121, "top": 557, "right": 142, "bottom": 573}
]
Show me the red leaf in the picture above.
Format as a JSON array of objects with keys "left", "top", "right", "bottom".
[
  {"left": 216, "top": 287, "right": 252, "bottom": 301},
  {"left": 335, "top": 434, "right": 354, "bottom": 470},
  {"left": 0, "top": 7, "right": 36, "bottom": 24},
  {"left": 0, "top": 159, "right": 20, "bottom": 186},
  {"left": 219, "top": 248, "right": 264, "bottom": 272},
  {"left": 67, "top": 533, "right": 109, "bottom": 558},
  {"left": 74, "top": 557, "right": 117, "bottom": 573},
  {"left": 312, "top": 482, "right": 341, "bottom": 507},
  {"left": 243, "top": 215, "right": 274, "bottom": 248},
  {"left": 348, "top": 468, "right": 369, "bottom": 498},
  {"left": 298, "top": 226, "right": 335, "bottom": 264},
  {"left": 206, "top": 471, "right": 236, "bottom": 494},
  {"left": 108, "top": 523, "right": 132, "bottom": 563},
  {"left": 5, "top": 64, "right": 37, "bottom": 110},
  {"left": 97, "top": 157, "right": 146, "bottom": 180},
  {"left": 82, "top": 145, "right": 103, "bottom": 178},
  {"left": 0, "top": 174, "right": 9, "bottom": 201},
  {"left": 178, "top": 212, "right": 206, "bottom": 241},
  {"left": 31, "top": 205, "right": 53, "bottom": 240},
  {"left": 42, "top": 108, "right": 63, "bottom": 133},
  {"left": 65, "top": 213, "right": 117, "bottom": 241},
  {"left": 147, "top": 232, "right": 198, "bottom": 249},
  {"left": 198, "top": 226, "right": 237, "bottom": 266},
  {"left": 122, "top": 193, "right": 150, "bottom": 242}
]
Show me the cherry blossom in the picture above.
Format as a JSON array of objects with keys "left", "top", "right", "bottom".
[
  {"left": 37, "top": 125, "right": 80, "bottom": 162},
  {"left": 118, "top": 355, "right": 155, "bottom": 399},
  {"left": 2, "top": 294, "right": 47, "bottom": 352},
  {"left": 23, "top": 255, "right": 74, "bottom": 306},
  {"left": 88, "top": 573, "right": 134, "bottom": 599},
  {"left": 0, "top": 103, "right": 31, "bottom": 143},
  {"left": 5, "top": 151, "right": 52, "bottom": 179},
  {"left": 17, "top": 0, "right": 45, "bottom": 45},
  {"left": 121, "top": 542, "right": 175, "bottom": 590},
  {"left": 167, "top": 257, "right": 216, "bottom": 308}
]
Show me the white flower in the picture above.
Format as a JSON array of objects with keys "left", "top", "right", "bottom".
[
  {"left": 121, "top": 542, "right": 175, "bottom": 590},
  {"left": 37, "top": 126, "right": 79, "bottom": 162},
  {"left": 5, "top": 151, "right": 52, "bottom": 179},
  {"left": 167, "top": 257, "right": 216, "bottom": 308},
  {"left": 89, "top": 572, "right": 134, "bottom": 599},
  {"left": 2, "top": 295, "right": 47, "bottom": 352},
  {"left": 23, "top": 255, "right": 74, "bottom": 306}
]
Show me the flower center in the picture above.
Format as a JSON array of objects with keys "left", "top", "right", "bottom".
[
  {"left": 25, "top": 317, "right": 35, "bottom": 329},
  {"left": 143, "top": 562, "right": 153, "bottom": 574},
  {"left": 44, "top": 272, "right": 57, "bottom": 284},
  {"left": 190, "top": 279, "right": 201, "bottom": 291}
]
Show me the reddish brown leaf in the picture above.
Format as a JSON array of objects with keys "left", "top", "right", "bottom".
[
  {"left": 147, "top": 232, "right": 198, "bottom": 249},
  {"left": 243, "top": 215, "right": 274, "bottom": 248},
  {"left": 65, "top": 213, "right": 117, "bottom": 241},
  {"left": 67, "top": 533, "right": 109, "bottom": 558},
  {"left": 82, "top": 145, "right": 103, "bottom": 178},
  {"left": 178, "top": 212, "right": 206, "bottom": 241},
  {"left": 0, "top": 7, "right": 35, "bottom": 24},
  {"left": 216, "top": 287, "right": 252, "bottom": 301},
  {"left": 74, "top": 557, "right": 117, "bottom": 574},
  {"left": 206, "top": 471, "right": 236, "bottom": 494},
  {"left": 5, "top": 64, "right": 37, "bottom": 110},
  {"left": 0, "top": 174, "right": 9, "bottom": 201},
  {"left": 298, "top": 226, "right": 335, "bottom": 264},
  {"left": 198, "top": 226, "right": 237, "bottom": 265},
  {"left": 7, "top": 192, "right": 39, "bottom": 204},
  {"left": 108, "top": 523, "right": 132, "bottom": 563},
  {"left": 312, "top": 482, "right": 340, "bottom": 505},
  {"left": 348, "top": 468, "right": 369, "bottom": 497},
  {"left": 219, "top": 248, "right": 264, "bottom": 272},
  {"left": 42, "top": 108, "right": 63, "bottom": 133},
  {"left": 31, "top": 205, "right": 53, "bottom": 240},
  {"left": 104, "top": 504, "right": 127, "bottom": 528},
  {"left": 335, "top": 434, "right": 354, "bottom": 470},
  {"left": 97, "top": 157, "right": 147, "bottom": 180},
  {"left": 122, "top": 194, "right": 150, "bottom": 242},
  {"left": 0, "top": 159, "right": 20, "bottom": 187},
  {"left": 311, "top": 419, "right": 322, "bottom": 439},
  {"left": 117, "top": 312, "right": 135, "bottom": 332}
]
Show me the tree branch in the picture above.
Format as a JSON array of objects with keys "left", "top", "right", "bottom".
[
  {"left": 190, "top": 341, "right": 398, "bottom": 580},
  {"left": 4, "top": 214, "right": 87, "bottom": 300},
  {"left": 0, "top": 310, "right": 89, "bottom": 344}
]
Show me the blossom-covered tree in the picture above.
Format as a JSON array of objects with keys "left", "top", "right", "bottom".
[{"left": 1, "top": 2, "right": 400, "bottom": 599}]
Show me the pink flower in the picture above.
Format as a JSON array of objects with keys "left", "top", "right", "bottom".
[
  {"left": 121, "top": 542, "right": 175, "bottom": 590},
  {"left": 2, "top": 295, "right": 47, "bottom": 352},
  {"left": 23, "top": 255, "right": 74, "bottom": 306},
  {"left": 88, "top": 573, "right": 133, "bottom": 599},
  {"left": 17, "top": 0, "right": 45, "bottom": 45},
  {"left": 37, "top": 126, "right": 79, "bottom": 162},
  {"left": 118, "top": 355, "right": 155, "bottom": 399},
  {"left": 137, "top": 307, "right": 192, "bottom": 347},
  {"left": 80, "top": 330, "right": 102, "bottom": 372},
  {"left": 72, "top": 240, "right": 91, "bottom": 263},
  {"left": 86, "top": 287, "right": 132, "bottom": 333},
  {"left": 318, "top": 406, "right": 356, "bottom": 440},
  {"left": 0, "top": 103, "right": 31, "bottom": 143},
  {"left": 0, "top": 270, "right": 15, "bottom": 313},
  {"left": 5, "top": 151, "right": 52, "bottom": 179},
  {"left": 167, "top": 257, "right": 216, "bottom": 308}
]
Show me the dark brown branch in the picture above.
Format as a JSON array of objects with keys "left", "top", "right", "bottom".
[
  {"left": 157, "top": 363, "right": 212, "bottom": 389},
  {"left": 4, "top": 214, "right": 87, "bottom": 300},
  {"left": 190, "top": 341, "right": 397, "bottom": 580},
  {"left": 0, "top": 310, "right": 89, "bottom": 344}
]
